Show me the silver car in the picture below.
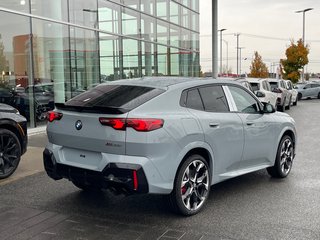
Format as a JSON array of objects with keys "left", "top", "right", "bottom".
[
  {"left": 44, "top": 77, "right": 297, "bottom": 216},
  {"left": 295, "top": 82, "right": 320, "bottom": 100}
]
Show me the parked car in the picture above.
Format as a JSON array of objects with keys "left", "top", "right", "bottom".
[
  {"left": 294, "top": 82, "right": 320, "bottom": 100},
  {"left": 233, "top": 78, "right": 254, "bottom": 92},
  {"left": 43, "top": 77, "right": 297, "bottom": 216},
  {"left": 247, "top": 78, "right": 277, "bottom": 108},
  {"left": 268, "top": 79, "right": 292, "bottom": 112},
  {"left": 0, "top": 103, "right": 28, "bottom": 179},
  {"left": 285, "top": 80, "right": 298, "bottom": 106}
]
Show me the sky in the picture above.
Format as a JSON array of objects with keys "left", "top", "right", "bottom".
[{"left": 199, "top": 0, "right": 320, "bottom": 75}]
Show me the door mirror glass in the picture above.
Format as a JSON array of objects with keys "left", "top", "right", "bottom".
[
  {"left": 263, "top": 102, "right": 275, "bottom": 113},
  {"left": 255, "top": 91, "right": 265, "bottom": 98}
]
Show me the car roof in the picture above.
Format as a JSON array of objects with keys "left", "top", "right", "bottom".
[{"left": 102, "top": 77, "right": 241, "bottom": 90}]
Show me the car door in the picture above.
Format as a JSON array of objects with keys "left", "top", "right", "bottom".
[
  {"left": 303, "top": 84, "right": 312, "bottom": 97},
  {"left": 227, "top": 85, "right": 277, "bottom": 169},
  {"left": 184, "top": 85, "right": 245, "bottom": 182},
  {"left": 311, "top": 84, "right": 320, "bottom": 98}
]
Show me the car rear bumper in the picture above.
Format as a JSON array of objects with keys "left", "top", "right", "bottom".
[{"left": 43, "top": 148, "right": 149, "bottom": 194}]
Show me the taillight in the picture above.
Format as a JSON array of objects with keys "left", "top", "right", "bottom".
[
  {"left": 99, "top": 118, "right": 126, "bottom": 130},
  {"left": 273, "top": 88, "right": 282, "bottom": 93},
  {"left": 47, "top": 111, "right": 63, "bottom": 122},
  {"left": 99, "top": 118, "right": 164, "bottom": 132}
]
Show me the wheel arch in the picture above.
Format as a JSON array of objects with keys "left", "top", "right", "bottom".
[
  {"left": 278, "top": 128, "right": 296, "bottom": 153},
  {"left": 174, "top": 144, "right": 214, "bottom": 187}
]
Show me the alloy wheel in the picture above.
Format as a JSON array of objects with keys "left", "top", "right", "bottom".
[
  {"left": 180, "top": 160, "right": 209, "bottom": 211},
  {"left": 0, "top": 130, "right": 21, "bottom": 178},
  {"left": 279, "top": 138, "right": 293, "bottom": 176}
]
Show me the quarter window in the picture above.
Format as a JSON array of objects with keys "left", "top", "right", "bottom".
[
  {"left": 229, "top": 86, "right": 261, "bottom": 113},
  {"left": 186, "top": 89, "right": 204, "bottom": 111},
  {"left": 198, "top": 86, "right": 229, "bottom": 112}
]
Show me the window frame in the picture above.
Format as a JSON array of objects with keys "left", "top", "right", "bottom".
[
  {"left": 180, "top": 83, "right": 231, "bottom": 113},
  {"left": 224, "top": 84, "right": 263, "bottom": 114}
]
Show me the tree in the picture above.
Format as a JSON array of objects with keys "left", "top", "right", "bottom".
[
  {"left": 281, "top": 39, "right": 309, "bottom": 83},
  {"left": 249, "top": 51, "right": 269, "bottom": 78},
  {"left": 0, "top": 34, "right": 9, "bottom": 74}
]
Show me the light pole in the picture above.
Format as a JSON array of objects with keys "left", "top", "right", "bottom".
[
  {"left": 234, "top": 33, "right": 240, "bottom": 76},
  {"left": 295, "top": 8, "right": 313, "bottom": 81},
  {"left": 218, "top": 28, "right": 227, "bottom": 76},
  {"left": 238, "top": 47, "right": 245, "bottom": 77},
  {"left": 223, "top": 39, "right": 229, "bottom": 75}
]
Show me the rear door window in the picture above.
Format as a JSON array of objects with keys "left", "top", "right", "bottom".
[{"left": 198, "top": 86, "right": 229, "bottom": 112}]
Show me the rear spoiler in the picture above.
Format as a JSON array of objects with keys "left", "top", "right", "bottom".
[{"left": 55, "top": 103, "right": 128, "bottom": 114}]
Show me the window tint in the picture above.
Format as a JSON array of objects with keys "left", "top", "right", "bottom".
[
  {"left": 186, "top": 89, "right": 204, "bottom": 111},
  {"left": 311, "top": 84, "right": 320, "bottom": 88},
  {"left": 250, "top": 83, "right": 259, "bottom": 92},
  {"left": 198, "top": 86, "right": 229, "bottom": 112},
  {"left": 65, "top": 85, "right": 165, "bottom": 111},
  {"left": 304, "top": 84, "right": 311, "bottom": 89},
  {"left": 269, "top": 82, "right": 278, "bottom": 91},
  {"left": 229, "top": 86, "right": 260, "bottom": 113}
]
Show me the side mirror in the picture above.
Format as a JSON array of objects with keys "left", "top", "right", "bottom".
[
  {"left": 263, "top": 102, "right": 275, "bottom": 114},
  {"left": 256, "top": 91, "right": 266, "bottom": 98}
]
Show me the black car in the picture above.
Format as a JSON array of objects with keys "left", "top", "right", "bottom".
[{"left": 0, "top": 103, "right": 28, "bottom": 179}]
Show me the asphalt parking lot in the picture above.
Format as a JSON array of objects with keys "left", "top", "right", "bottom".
[{"left": 0, "top": 99, "right": 319, "bottom": 240}]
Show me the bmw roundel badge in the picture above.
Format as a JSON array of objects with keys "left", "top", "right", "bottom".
[{"left": 75, "top": 120, "right": 83, "bottom": 130}]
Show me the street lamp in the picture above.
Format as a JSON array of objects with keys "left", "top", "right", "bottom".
[
  {"left": 295, "top": 8, "right": 313, "bottom": 81},
  {"left": 218, "top": 29, "right": 227, "bottom": 76},
  {"left": 222, "top": 39, "right": 229, "bottom": 75},
  {"left": 238, "top": 47, "right": 245, "bottom": 77},
  {"left": 234, "top": 33, "right": 240, "bottom": 76}
]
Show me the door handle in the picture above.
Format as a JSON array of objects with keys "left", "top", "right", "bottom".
[
  {"left": 209, "top": 123, "right": 220, "bottom": 128},
  {"left": 246, "top": 122, "right": 254, "bottom": 126}
]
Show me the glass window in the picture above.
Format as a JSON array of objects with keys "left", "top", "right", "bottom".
[
  {"left": 311, "top": 84, "right": 320, "bottom": 88},
  {"left": 0, "top": 11, "right": 34, "bottom": 125},
  {"left": 198, "top": 86, "right": 229, "bottom": 112},
  {"left": 69, "top": 0, "right": 98, "bottom": 29},
  {"left": 122, "top": 8, "right": 139, "bottom": 36},
  {"left": 65, "top": 85, "right": 165, "bottom": 112},
  {"left": 229, "top": 86, "right": 261, "bottom": 113},
  {"left": 31, "top": 0, "right": 68, "bottom": 22},
  {"left": 122, "top": 0, "right": 139, "bottom": 9},
  {"left": 0, "top": 0, "right": 30, "bottom": 13},
  {"left": 269, "top": 82, "right": 279, "bottom": 91},
  {"left": 140, "top": 0, "right": 155, "bottom": 14},
  {"left": 250, "top": 83, "right": 259, "bottom": 92},
  {"left": 156, "top": 0, "right": 168, "bottom": 20},
  {"left": 266, "top": 81, "right": 271, "bottom": 91},
  {"left": 170, "top": 1, "right": 179, "bottom": 25},
  {"left": 186, "top": 89, "right": 204, "bottom": 111},
  {"left": 98, "top": 1, "right": 120, "bottom": 34}
]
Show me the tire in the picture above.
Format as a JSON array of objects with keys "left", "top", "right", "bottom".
[
  {"left": 0, "top": 129, "right": 22, "bottom": 179},
  {"left": 286, "top": 97, "right": 291, "bottom": 110},
  {"left": 318, "top": 92, "right": 320, "bottom": 99},
  {"left": 267, "top": 135, "right": 294, "bottom": 178},
  {"left": 293, "top": 98, "right": 297, "bottom": 106},
  {"left": 72, "top": 179, "right": 102, "bottom": 192},
  {"left": 169, "top": 154, "right": 210, "bottom": 216},
  {"left": 298, "top": 93, "right": 302, "bottom": 101},
  {"left": 278, "top": 98, "right": 285, "bottom": 112}
]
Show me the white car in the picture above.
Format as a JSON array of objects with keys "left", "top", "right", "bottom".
[
  {"left": 247, "top": 78, "right": 277, "bottom": 108},
  {"left": 285, "top": 80, "right": 298, "bottom": 106}
]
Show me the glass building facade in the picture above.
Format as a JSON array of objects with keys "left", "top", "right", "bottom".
[{"left": 0, "top": 0, "right": 200, "bottom": 128}]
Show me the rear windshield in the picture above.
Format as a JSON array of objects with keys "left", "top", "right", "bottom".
[
  {"left": 249, "top": 83, "right": 259, "bottom": 91},
  {"left": 57, "top": 85, "right": 165, "bottom": 114},
  {"left": 269, "top": 82, "right": 279, "bottom": 90}
]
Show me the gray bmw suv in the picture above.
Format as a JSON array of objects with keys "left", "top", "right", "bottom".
[{"left": 44, "top": 77, "right": 297, "bottom": 215}]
